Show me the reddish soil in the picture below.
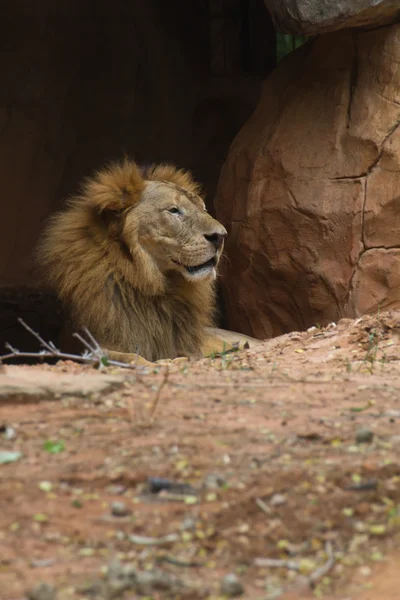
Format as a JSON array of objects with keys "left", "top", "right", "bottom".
[{"left": 1, "top": 311, "right": 400, "bottom": 599}]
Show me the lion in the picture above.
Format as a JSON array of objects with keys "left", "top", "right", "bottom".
[{"left": 37, "top": 159, "right": 230, "bottom": 362}]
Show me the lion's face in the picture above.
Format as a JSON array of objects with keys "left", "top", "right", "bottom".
[{"left": 124, "top": 180, "right": 227, "bottom": 282}]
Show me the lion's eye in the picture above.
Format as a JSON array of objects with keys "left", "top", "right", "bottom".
[{"left": 167, "top": 207, "right": 182, "bottom": 215}]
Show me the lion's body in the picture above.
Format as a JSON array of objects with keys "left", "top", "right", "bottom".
[{"left": 37, "top": 160, "right": 226, "bottom": 362}]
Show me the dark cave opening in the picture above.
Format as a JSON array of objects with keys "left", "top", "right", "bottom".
[{"left": 0, "top": 0, "right": 277, "bottom": 357}]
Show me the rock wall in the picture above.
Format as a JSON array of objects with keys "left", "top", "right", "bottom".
[
  {"left": 216, "top": 23, "right": 400, "bottom": 339},
  {"left": 264, "top": 0, "right": 400, "bottom": 35}
]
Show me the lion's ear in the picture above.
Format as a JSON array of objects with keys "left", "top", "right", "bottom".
[{"left": 82, "top": 159, "right": 146, "bottom": 212}]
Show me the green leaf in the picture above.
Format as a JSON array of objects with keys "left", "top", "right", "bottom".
[
  {"left": 184, "top": 495, "right": 198, "bottom": 505},
  {"left": 43, "top": 440, "right": 65, "bottom": 454},
  {"left": 369, "top": 524, "right": 386, "bottom": 536},
  {"left": 38, "top": 481, "right": 53, "bottom": 492},
  {"left": 33, "top": 513, "right": 48, "bottom": 522}
]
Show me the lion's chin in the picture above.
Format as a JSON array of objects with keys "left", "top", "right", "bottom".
[
  {"left": 173, "top": 256, "right": 218, "bottom": 282},
  {"left": 182, "top": 265, "right": 217, "bottom": 282}
]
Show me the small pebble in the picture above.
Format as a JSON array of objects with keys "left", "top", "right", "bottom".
[
  {"left": 385, "top": 410, "right": 400, "bottom": 418},
  {"left": 220, "top": 573, "right": 244, "bottom": 597},
  {"left": 148, "top": 476, "right": 192, "bottom": 494},
  {"left": 27, "top": 583, "right": 57, "bottom": 600},
  {"left": 270, "top": 493, "right": 286, "bottom": 507},
  {"left": 356, "top": 428, "right": 374, "bottom": 444},
  {"left": 30, "top": 558, "right": 56, "bottom": 568},
  {"left": 4, "top": 426, "right": 16, "bottom": 440},
  {"left": 204, "top": 472, "right": 226, "bottom": 490},
  {"left": 106, "top": 485, "right": 126, "bottom": 495},
  {"left": 179, "top": 515, "right": 197, "bottom": 531},
  {"left": 110, "top": 501, "right": 130, "bottom": 517}
]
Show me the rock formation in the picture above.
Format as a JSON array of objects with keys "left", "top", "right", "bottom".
[
  {"left": 264, "top": 0, "right": 400, "bottom": 35},
  {"left": 216, "top": 23, "right": 400, "bottom": 339}
]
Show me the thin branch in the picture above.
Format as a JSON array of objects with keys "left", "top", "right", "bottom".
[
  {"left": 5, "top": 342, "right": 18, "bottom": 353},
  {"left": 0, "top": 349, "right": 141, "bottom": 370},
  {"left": 128, "top": 533, "right": 179, "bottom": 546},
  {"left": 254, "top": 542, "right": 335, "bottom": 589},
  {"left": 254, "top": 557, "right": 299, "bottom": 571},
  {"left": 0, "top": 319, "right": 145, "bottom": 371},
  {"left": 149, "top": 365, "right": 169, "bottom": 421},
  {"left": 72, "top": 331, "right": 107, "bottom": 370},
  {"left": 17, "top": 318, "right": 54, "bottom": 352},
  {"left": 309, "top": 542, "right": 335, "bottom": 588},
  {"left": 156, "top": 555, "right": 204, "bottom": 568},
  {"left": 171, "top": 380, "right": 333, "bottom": 391},
  {"left": 82, "top": 326, "right": 103, "bottom": 354},
  {"left": 125, "top": 348, "right": 145, "bottom": 426},
  {"left": 73, "top": 332, "right": 97, "bottom": 355},
  {"left": 255, "top": 497, "right": 272, "bottom": 515}
]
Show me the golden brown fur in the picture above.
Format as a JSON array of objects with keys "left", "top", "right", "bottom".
[{"left": 37, "top": 159, "right": 227, "bottom": 361}]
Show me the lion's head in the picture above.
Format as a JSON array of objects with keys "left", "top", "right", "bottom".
[
  {"left": 37, "top": 159, "right": 227, "bottom": 360},
  {"left": 125, "top": 179, "right": 226, "bottom": 283},
  {"left": 82, "top": 160, "right": 227, "bottom": 289}
]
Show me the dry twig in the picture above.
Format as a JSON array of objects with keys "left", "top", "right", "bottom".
[
  {"left": 125, "top": 349, "right": 145, "bottom": 425},
  {"left": 255, "top": 497, "right": 272, "bottom": 515},
  {"left": 308, "top": 541, "right": 335, "bottom": 588},
  {"left": 254, "top": 557, "right": 300, "bottom": 571},
  {"left": 172, "top": 378, "right": 337, "bottom": 392},
  {"left": 0, "top": 318, "right": 144, "bottom": 371},
  {"left": 254, "top": 542, "right": 335, "bottom": 589},
  {"left": 156, "top": 555, "right": 203, "bottom": 568},
  {"left": 128, "top": 533, "right": 179, "bottom": 546},
  {"left": 149, "top": 365, "right": 170, "bottom": 421}
]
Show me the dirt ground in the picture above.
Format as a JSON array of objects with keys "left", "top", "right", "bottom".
[{"left": 1, "top": 310, "right": 400, "bottom": 600}]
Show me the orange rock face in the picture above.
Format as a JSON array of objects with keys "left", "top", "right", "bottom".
[{"left": 216, "top": 24, "right": 400, "bottom": 339}]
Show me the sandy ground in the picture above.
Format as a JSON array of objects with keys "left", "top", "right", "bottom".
[{"left": 1, "top": 310, "right": 400, "bottom": 599}]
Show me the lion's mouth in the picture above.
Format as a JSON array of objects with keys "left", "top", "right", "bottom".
[{"left": 173, "top": 256, "right": 217, "bottom": 277}]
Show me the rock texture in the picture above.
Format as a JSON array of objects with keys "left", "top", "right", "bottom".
[
  {"left": 264, "top": 0, "right": 400, "bottom": 35},
  {"left": 216, "top": 24, "right": 400, "bottom": 340},
  {"left": 0, "top": 366, "right": 124, "bottom": 404}
]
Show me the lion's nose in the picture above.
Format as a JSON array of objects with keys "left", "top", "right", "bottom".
[{"left": 204, "top": 231, "right": 226, "bottom": 250}]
